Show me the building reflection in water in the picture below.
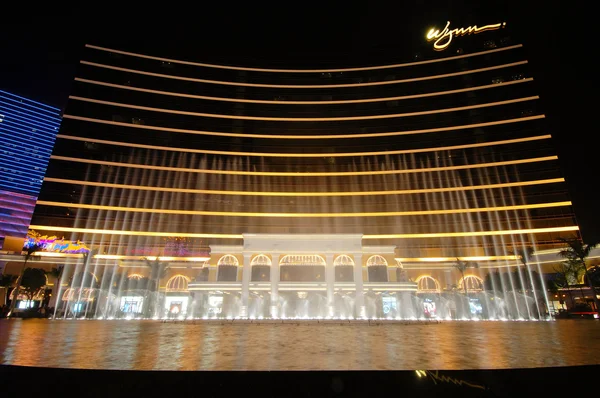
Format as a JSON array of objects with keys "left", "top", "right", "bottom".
[{"left": 1, "top": 320, "right": 600, "bottom": 370}]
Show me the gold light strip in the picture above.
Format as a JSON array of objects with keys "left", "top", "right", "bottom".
[
  {"left": 35, "top": 201, "right": 572, "bottom": 218},
  {"left": 28, "top": 225, "right": 242, "bottom": 239},
  {"left": 42, "top": 177, "right": 565, "bottom": 197},
  {"left": 56, "top": 134, "right": 550, "bottom": 158},
  {"left": 75, "top": 77, "right": 532, "bottom": 105},
  {"left": 48, "top": 155, "right": 558, "bottom": 177},
  {"left": 95, "top": 254, "right": 210, "bottom": 261},
  {"left": 62, "top": 114, "right": 545, "bottom": 140},
  {"left": 364, "top": 226, "right": 579, "bottom": 239},
  {"left": 69, "top": 95, "right": 538, "bottom": 121},
  {"left": 28, "top": 226, "right": 578, "bottom": 240},
  {"left": 86, "top": 43, "right": 522, "bottom": 73},
  {"left": 80, "top": 60, "right": 528, "bottom": 89},
  {"left": 396, "top": 255, "right": 518, "bottom": 262}
]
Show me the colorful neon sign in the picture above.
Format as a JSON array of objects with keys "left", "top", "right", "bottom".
[{"left": 426, "top": 21, "right": 506, "bottom": 51}]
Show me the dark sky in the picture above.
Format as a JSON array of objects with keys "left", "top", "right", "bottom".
[{"left": 2, "top": 1, "right": 597, "bottom": 242}]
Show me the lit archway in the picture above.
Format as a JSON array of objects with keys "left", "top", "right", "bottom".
[
  {"left": 367, "top": 255, "right": 388, "bottom": 282},
  {"left": 334, "top": 254, "right": 354, "bottom": 282},
  {"left": 334, "top": 255, "right": 354, "bottom": 266},
  {"left": 251, "top": 254, "right": 271, "bottom": 282},
  {"left": 415, "top": 275, "right": 441, "bottom": 293},
  {"left": 366, "top": 255, "right": 388, "bottom": 267},
  {"left": 217, "top": 254, "right": 239, "bottom": 282},
  {"left": 217, "top": 254, "right": 239, "bottom": 267},
  {"left": 279, "top": 254, "right": 326, "bottom": 266},
  {"left": 459, "top": 275, "right": 484, "bottom": 291},
  {"left": 166, "top": 274, "right": 191, "bottom": 292}
]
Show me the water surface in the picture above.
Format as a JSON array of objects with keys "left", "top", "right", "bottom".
[{"left": 1, "top": 319, "right": 598, "bottom": 370}]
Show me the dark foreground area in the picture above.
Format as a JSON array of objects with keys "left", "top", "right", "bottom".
[{"left": 1, "top": 364, "right": 597, "bottom": 397}]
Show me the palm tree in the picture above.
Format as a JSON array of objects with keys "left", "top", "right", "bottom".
[
  {"left": 511, "top": 246, "right": 535, "bottom": 291},
  {"left": 454, "top": 258, "right": 479, "bottom": 318},
  {"left": 7, "top": 243, "right": 42, "bottom": 317},
  {"left": 454, "top": 258, "right": 479, "bottom": 297},
  {"left": 143, "top": 258, "right": 168, "bottom": 317},
  {"left": 558, "top": 237, "right": 600, "bottom": 316}
]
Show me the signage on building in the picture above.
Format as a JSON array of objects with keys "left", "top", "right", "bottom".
[{"left": 426, "top": 21, "right": 506, "bottom": 51}]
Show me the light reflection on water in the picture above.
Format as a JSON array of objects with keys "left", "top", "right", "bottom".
[{"left": 0, "top": 320, "right": 598, "bottom": 370}]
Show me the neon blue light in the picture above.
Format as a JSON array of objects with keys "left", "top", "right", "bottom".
[
  {"left": 0, "top": 107, "right": 61, "bottom": 132},
  {"left": 0, "top": 96, "right": 62, "bottom": 123},
  {"left": 0, "top": 144, "right": 52, "bottom": 160},
  {"left": 0, "top": 157, "right": 47, "bottom": 174},
  {"left": 0, "top": 89, "right": 60, "bottom": 111},
  {"left": 0, "top": 101, "right": 60, "bottom": 128},
  {"left": 0, "top": 90, "right": 61, "bottom": 199},
  {"left": 0, "top": 125, "right": 58, "bottom": 150}
]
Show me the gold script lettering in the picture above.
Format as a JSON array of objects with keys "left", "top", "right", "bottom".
[{"left": 426, "top": 21, "right": 505, "bottom": 51}]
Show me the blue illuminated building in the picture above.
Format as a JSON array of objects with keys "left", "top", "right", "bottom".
[{"left": 0, "top": 90, "right": 61, "bottom": 239}]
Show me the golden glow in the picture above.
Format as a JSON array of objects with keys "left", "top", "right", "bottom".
[
  {"left": 57, "top": 134, "right": 550, "bottom": 158},
  {"left": 31, "top": 252, "right": 83, "bottom": 258},
  {"left": 81, "top": 60, "right": 527, "bottom": 89},
  {"left": 86, "top": 43, "right": 522, "bottom": 72},
  {"left": 76, "top": 77, "right": 532, "bottom": 105},
  {"left": 70, "top": 95, "right": 537, "bottom": 121},
  {"left": 28, "top": 225, "right": 578, "bottom": 240},
  {"left": 95, "top": 254, "right": 211, "bottom": 261},
  {"left": 41, "top": 177, "right": 566, "bottom": 198},
  {"left": 35, "top": 201, "right": 571, "bottom": 218},
  {"left": 28, "top": 225, "right": 242, "bottom": 239},
  {"left": 396, "top": 255, "right": 518, "bottom": 262},
  {"left": 62, "top": 114, "right": 545, "bottom": 140},
  {"left": 49, "top": 155, "right": 559, "bottom": 177},
  {"left": 427, "top": 21, "right": 506, "bottom": 51},
  {"left": 365, "top": 226, "right": 579, "bottom": 239}
]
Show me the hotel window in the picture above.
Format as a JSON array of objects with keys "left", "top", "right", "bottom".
[
  {"left": 492, "top": 77, "right": 504, "bottom": 84},
  {"left": 132, "top": 117, "right": 145, "bottom": 125},
  {"left": 483, "top": 40, "right": 497, "bottom": 49},
  {"left": 160, "top": 61, "right": 174, "bottom": 69}
]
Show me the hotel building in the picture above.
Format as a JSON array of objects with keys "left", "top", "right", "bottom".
[{"left": 15, "top": 21, "right": 591, "bottom": 319}]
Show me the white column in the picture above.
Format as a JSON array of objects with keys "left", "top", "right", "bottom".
[
  {"left": 325, "top": 254, "right": 335, "bottom": 318},
  {"left": 270, "top": 253, "right": 280, "bottom": 318},
  {"left": 353, "top": 253, "right": 365, "bottom": 318},
  {"left": 240, "top": 253, "right": 252, "bottom": 318}
]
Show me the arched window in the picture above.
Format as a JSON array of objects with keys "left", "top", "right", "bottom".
[
  {"left": 334, "top": 255, "right": 354, "bottom": 282},
  {"left": 217, "top": 254, "right": 239, "bottom": 282},
  {"left": 367, "top": 255, "right": 388, "bottom": 282},
  {"left": 251, "top": 254, "right": 271, "bottom": 282},
  {"left": 217, "top": 254, "right": 239, "bottom": 267},
  {"left": 459, "top": 275, "right": 484, "bottom": 291},
  {"left": 166, "top": 275, "right": 191, "bottom": 292},
  {"left": 415, "top": 275, "right": 441, "bottom": 293},
  {"left": 334, "top": 255, "right": 354, "bottom": 266},
  {"left": 251, "top": 254, "right": 272, "bottom": 266},
  {"left": 279, "top": 254, "right": 325, "bottom": 282},
  {"left": 279, "top": 254, "right": 326, "bottom": 266}
]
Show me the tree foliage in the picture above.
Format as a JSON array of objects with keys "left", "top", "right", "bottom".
[
  {"left": 20, "top": 267, "right": 47, "bottom": 300},
  {"left": 483, "top": 269, "right": 545, "bottom": 292}
]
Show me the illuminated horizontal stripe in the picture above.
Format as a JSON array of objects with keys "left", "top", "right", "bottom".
[
  {"left": 62, "top": 114, "right": 545, "bottom": 140},
  {"left": 28, "top": 225, "right": 243, "bottom": 239},
  {"left": 57, "top": 134, "right": 551, "bottom": 158},
  {"left": 364, "top": 226, "right": 579, "bottom": 239},
  {"left": 69, "top": 95, "right": 538, "bottom": 122},
  {"left": 75, "top": 77, "right": 532, "bottom": 105},
  {"left": 49, "top": 155, "right": 558, "bottom": 176},
  {"left": 42, "top": 177, "right": 565, "bottom": 197},
  {"left": 396, "top": 256, "right": 519, "bottom": 262},
  {"left": 86, "top": 43, "right": 522, "bottom": 73},
  {"left": 0, "top": 89, "right": 60, "bottom": 111},
  {"left": 34, "top": 201, "right": 571, "bottom": 217},
  {"left": 81, "top": 60, "right": 528, "bottom": 89},
  {"left": 27, "top": 225, "right": 578, "bottom": 239}
]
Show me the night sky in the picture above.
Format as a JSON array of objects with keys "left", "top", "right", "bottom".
[{"left": 2, "top": 1, "right": 597, "bottom": 242}]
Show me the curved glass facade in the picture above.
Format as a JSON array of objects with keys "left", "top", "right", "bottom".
[{"left": 31, "top": 29, "right": 576, "bottom": 259}]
